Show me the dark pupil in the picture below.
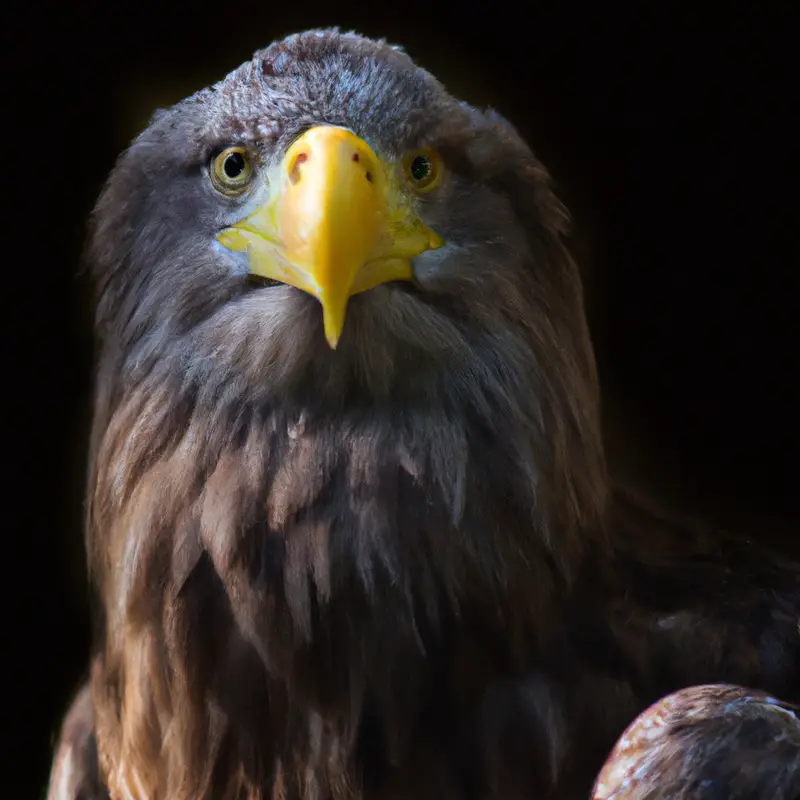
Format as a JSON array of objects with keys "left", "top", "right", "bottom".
[
  {"left": 223, "top": 151, "right": 246, "bottom": 179},
  {"left": 410, "top": 155, "right": 431, "bottom": 182}
]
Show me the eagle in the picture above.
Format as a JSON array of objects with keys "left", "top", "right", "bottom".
[{"left": 47, "top": 29, "right": 800, "bottom": 800}]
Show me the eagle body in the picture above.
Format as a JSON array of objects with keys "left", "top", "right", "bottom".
[{"left": 48, "top": 30, "right": 800, "bottom": 800}]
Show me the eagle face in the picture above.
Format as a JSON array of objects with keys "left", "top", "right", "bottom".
[{"left": 90, "top": 30, "right": 581, "bottom": 411}]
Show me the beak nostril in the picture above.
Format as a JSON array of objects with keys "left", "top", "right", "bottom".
[
  {"left": 365, "top": 171, "right": 373, "bottom": 183},
  {"left": 289, "top": 152, "right": 308, "bottom": 185},
  {"left": 352, "top": 153, "right": 360, "bottom": 162}
]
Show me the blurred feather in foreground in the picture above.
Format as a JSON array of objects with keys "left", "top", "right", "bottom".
[{"left": 592, "top": 684, "right": 800, "bottom": 799}]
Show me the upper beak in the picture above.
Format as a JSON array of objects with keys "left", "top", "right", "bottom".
[{"left": 217, "top": 126, "right": 444, "bottom": 348}]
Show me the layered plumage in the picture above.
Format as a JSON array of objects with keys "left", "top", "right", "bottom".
[{"left": 48, "top": 30, "right": 800, "bottom": 800}]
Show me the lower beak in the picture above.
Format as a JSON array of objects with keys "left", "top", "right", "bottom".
[{"left": 217, "top": 126, "right": 443, "bottom": 348}]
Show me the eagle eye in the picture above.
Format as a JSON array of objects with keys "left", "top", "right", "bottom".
[
  {"left": 404, "top": 149, "right": 442, "bottom": 192},
  {"left": 211, "top": 146, "right": 254, "bottom": 195}
]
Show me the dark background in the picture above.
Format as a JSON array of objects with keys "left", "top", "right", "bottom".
[{"left": 7, "top": 1, "right": 796, "bottom": 795}]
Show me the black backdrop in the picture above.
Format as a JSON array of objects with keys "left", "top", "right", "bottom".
[{"left": 6, "top": 1, "right": 796, "bottom": 796}]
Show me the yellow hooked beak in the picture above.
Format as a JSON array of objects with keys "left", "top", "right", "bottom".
[{"left": 217, "top": 126, "right": 444, "bottom": 348}]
